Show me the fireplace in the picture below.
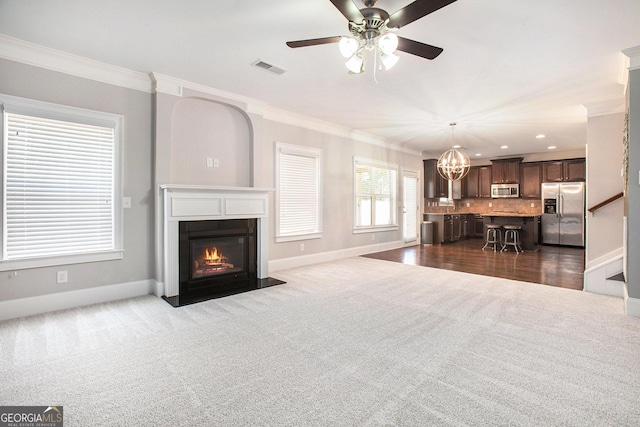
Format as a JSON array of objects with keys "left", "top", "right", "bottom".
[
  {"left": 160, "top": 185, "right": 283, "bottom": 307},
  {"left": 178, "top": 219, "right": 256, "bottom": 304}
]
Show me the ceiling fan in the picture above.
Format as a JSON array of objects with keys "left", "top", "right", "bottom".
[{"left": 286, "top": 0, "right": 457, "bottom": 73}]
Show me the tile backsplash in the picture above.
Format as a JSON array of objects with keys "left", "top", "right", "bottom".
[{"left": 425, "top": 198, "right": 542, "bottom": 215}]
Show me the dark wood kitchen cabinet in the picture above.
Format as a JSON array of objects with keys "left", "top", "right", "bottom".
[
  {"left": 465, "top": 167, "right": 479, "bottom": 198},
  {"left": 424, "top": 159, "right": 448, "bottom": 198},
  {"left": 491, "top": 158, "right": 522, "bottom": 184},
  {"left": 466, "top": 166, "right": 492, "bottom": 198},
  {"left": 564, "top": 159, "right": 586, "bottom": 181},
  {"left": 520, "top": 162, "right": 542, "bottom": 198},
  {"left": 478, "top": 166, "right": 492, "bottom": 198},
  {"left": 473, "top": 215, "right": 484, "bottom": 237},
  {"left": 542, "top": 159, "right": 585, "bottom": 182}
]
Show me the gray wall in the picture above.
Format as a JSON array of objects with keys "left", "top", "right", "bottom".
[
  {"left": 628, "top": 68, "right": 640, "bottom": 299},
  {"left": 259, "top": 121, "right": 423, "bottom": 261},
  {"left": 152, "top": 83, "right": 423, "bottom": 273},
  {"left": 0, "top": 58, "right": 154, "bottom": 301},
  {"left": 170, "top": 97, "right": 251, "bottom": 186}
]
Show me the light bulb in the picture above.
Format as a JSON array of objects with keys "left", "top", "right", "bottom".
[
  {"left": 345, "top": 54, "right": 364, "bottom": 73},
  {"left": 377, "top": 33, "right": 398, "bottom": 55},
  {"left": 380, "top": 52, "right": 399, "bottom": 70},
  {"left": 339, "top": 37, "right": 359, "bottom": 58}
]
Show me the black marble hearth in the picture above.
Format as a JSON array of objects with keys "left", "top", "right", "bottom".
[
  {"left": 162, "top": 218, "right": 285, "bottom": 307},
  {"left": 162, "top": 277, "right": 286, "bottom": 307}
]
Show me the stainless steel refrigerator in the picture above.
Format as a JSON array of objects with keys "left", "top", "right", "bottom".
[{"left": 541, "top": 182, "right": 585, "bottom": 246}]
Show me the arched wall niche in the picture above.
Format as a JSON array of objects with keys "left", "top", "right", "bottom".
[{"left": 169, "top": 96, "right": 252, "bottom": 186}]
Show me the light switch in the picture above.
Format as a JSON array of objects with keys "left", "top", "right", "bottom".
[
  {"left": 123, "top": 197, "right": 131, "bottom": 208},
  {"left": 213, "top": 158, "right": 220, "bottom": 168},
  {"left": 206, "top": 158, "right": 213, "bottom": 168}
]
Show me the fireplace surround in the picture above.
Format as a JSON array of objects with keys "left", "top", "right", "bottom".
[{"left": 160, "top": 185, "right": 282, "bottom": 306}]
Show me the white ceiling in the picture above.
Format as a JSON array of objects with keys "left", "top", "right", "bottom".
[{"left": 1, "top": 0, "right": 639, "bottom": 159}]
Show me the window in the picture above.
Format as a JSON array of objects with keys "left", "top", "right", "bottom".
[
  {"left": 354, "top": 157, "right": 398, "bottom": 232},
  {"left": 1, "top": 94, "right": 123, "bottom": 270},
  {"left": 275, "top": 142, "right": 322, "bottom": 242}
]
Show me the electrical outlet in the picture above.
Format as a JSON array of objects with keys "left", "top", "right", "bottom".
[
  {"left": 466, "top": 202, "right": 470, "bottom": 207},
  {"left": 206, "top": 158, "right": 213, "bottom": 168},
  {"left": 531, "top": 202, "right": 535, "bottom": 208},
  {"left": 300, "top": 243, "right": 304, "bottom": 252},
  {"left": 56, "top": 270, "right": 68, "bottom": 284},
  {"left": 489, "top": 202, "right": 493, "bottom": 207},
  {"left": 122, "top": 197, "right": 131, "bottom": 208},
  {"left": 213, "top": 158, "right": 220, "bottom": 168}
]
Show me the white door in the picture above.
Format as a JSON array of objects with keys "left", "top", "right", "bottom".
[{"left": 402, "top": 171, "right": 419, "bottom": 244}]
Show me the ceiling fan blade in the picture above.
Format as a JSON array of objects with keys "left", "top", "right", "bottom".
[
  {"left": 388, "top": 0, "right": 457, "bottom": 29},
  {"left": 329, "top": 0, "right": 365, "bottom": 23},
  {"left": 396, "top": 36, "right": 444, "bottom": 59},
  {"left": 286, "top": 36, "right": 342, "bottom": 48}
]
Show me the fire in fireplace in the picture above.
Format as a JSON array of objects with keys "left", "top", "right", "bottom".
[
  {"left": 176, "top": 219, "right": 257, "bottom": 305},
  {"left": 191, "top": 238, "right": 244, "bottom": 279}
]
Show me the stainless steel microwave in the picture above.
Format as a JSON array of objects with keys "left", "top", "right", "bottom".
[{"left": 491, "top": 183, "right": 519, "bottom": 198}]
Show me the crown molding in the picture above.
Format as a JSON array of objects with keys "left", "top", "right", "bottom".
[
  {"left": 262, "top": 105, "right": 420, "bottom": 156},
  {"left": 152, "top": 72, "right": 421, "bottom": 157},
  {"left": 151, "top": 72, "right": 263, "bottom": 109},
  {"left": 583, "top": 97, "right": 626, "bottom": 117},
  {"left": 0, "top": 35, "right": 152, "bottom": 93},
  {"left": 622, "top": 45, "right": 640, "bottom": 71}
]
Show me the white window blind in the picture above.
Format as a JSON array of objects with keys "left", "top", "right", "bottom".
[
  {"left": 4, "top": 113, "right": 115, "bottom": 259},
  {"left": 276, "top": 143, "right": 322, "bottom": 241},
  {"left": 354, "top": 158, "right": 397, "bottom": 229}
]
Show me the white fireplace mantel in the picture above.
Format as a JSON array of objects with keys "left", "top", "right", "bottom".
[{"left": 160, "top": 185, "right": 273, "bottom": 297}]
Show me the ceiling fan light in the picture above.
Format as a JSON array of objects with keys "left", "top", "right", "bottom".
[
  {"left": 345, "top": 54, "right": 364, "bottom": 74},
  {"left": 339, "top": 36, "right": 359, "bottom": 58},
  {"left": 377, "top": 33, "right": 398, "bottom": 55},
  {"left": 380, "top": 52, "right": 399, "bottom": 70}
]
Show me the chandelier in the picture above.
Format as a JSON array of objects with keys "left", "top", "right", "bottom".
[
  {"left": 437, "top": 123, "right": 471, "bottom": 181},
  {"left": 338, "top": 33, "right": 399, "bottom": 74}
]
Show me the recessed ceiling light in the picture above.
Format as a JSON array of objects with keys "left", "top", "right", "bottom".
[
  {"left": 475, "top": 153, "right": 482, "bottom": 157},
  {"left": 548, "top": 146, "right": 556, "bottom": 150},
  {"left": 500, "top": 145, "right": 508, "bottom": 149},
  {"left": 536, "top": 134, "right": 546, "bottom": 139}
]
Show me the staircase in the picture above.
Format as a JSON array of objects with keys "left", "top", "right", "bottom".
[
  {"left": 583, "top": 193, "right": 626, "bottom": 297},
  {"left": 583, "top": 249, "right": 625, "bottom": 297}
]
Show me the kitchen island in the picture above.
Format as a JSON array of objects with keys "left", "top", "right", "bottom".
[{"left": 483, "top": 213, "right": 540, "bottom": 251}]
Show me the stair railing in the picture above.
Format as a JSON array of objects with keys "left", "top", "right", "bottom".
[{"left": 588, "top": 192, "right": 624, "bottom": 215}]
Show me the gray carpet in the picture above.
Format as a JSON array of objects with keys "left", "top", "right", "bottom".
[{"left": 1, "top": 257, "right": 640, "bottom": 426}]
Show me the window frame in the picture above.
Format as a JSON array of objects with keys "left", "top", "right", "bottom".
[
  {"left": 0, "top": 94, "right": 124, "bottom": 271},
  {"left": 275, "top": 142, "right": 323, "bottom": 243},
  {"left": 353, "top": 157, "right": 398, "bottom": 233}
]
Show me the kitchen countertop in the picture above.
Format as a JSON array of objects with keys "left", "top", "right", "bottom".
[
  {"left": 483, "top": 212, "right": 540, "bottom": 217},
  {"left": 424, "top": 212, "right": 540, "bottom": 217}
]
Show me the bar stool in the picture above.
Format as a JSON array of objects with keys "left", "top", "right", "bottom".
[
  {"left": 482, "top": 224, "right": 502, "bottom": 251},
  {"left": 501, "top": 225, "right": 523, "bottom": 253}
]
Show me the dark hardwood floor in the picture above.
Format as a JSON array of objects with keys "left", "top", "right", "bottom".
[{"left": 362, "top": 238, "right": 585, "bottom": 290}]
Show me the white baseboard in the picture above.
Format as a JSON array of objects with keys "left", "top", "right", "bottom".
[
  {"left": 624, "top": 285, "right": 640, "bottom": 318},
  {"left": 0, "top": 280, "right": 155, "bottom": 321},
  {"left": 269, "top": 241, "right": 403, "bottom": 272},
  {"left": 153, "top": 280, "right": 164, "bottom": 297},
  {"left": 585, "top": 247, "right": 623, "bottom": 272},
  {"left": 586, "top": 279, "right": 625, "bottom": 298}
]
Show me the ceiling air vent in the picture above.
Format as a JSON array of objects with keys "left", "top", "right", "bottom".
[{"left": 251, "top": 59, "right": 287, "bottom": 75}]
